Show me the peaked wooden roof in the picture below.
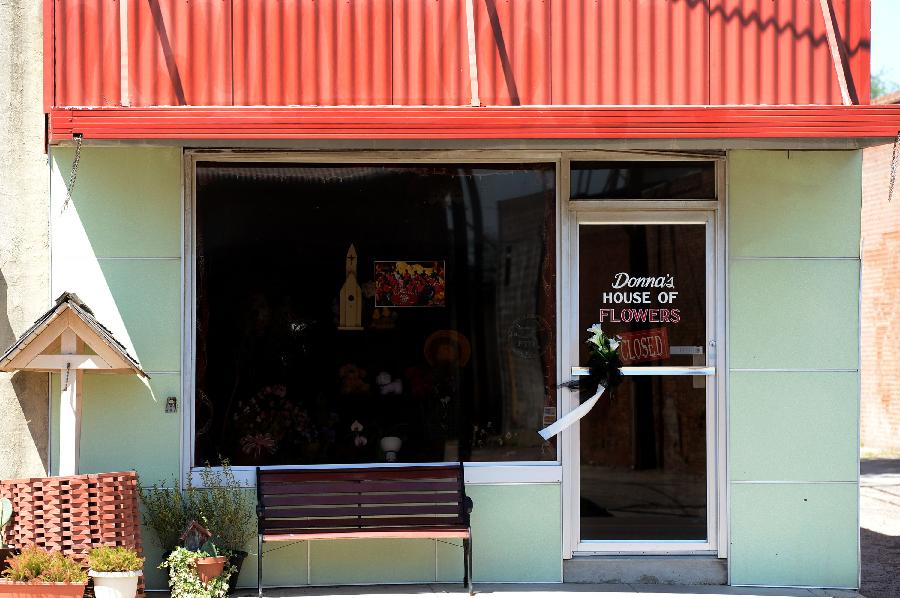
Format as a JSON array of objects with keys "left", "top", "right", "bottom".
[{"left": 0, "top": 292, "right": 147, "bottom": 377}]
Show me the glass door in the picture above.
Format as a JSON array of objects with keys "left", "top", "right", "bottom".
[{"left": 567, "top": 210, "right": 718, "bottom": 554}]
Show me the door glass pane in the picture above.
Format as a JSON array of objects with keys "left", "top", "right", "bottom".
[{"left": 578, "top": 223, "right": 708, "bottom": 541}]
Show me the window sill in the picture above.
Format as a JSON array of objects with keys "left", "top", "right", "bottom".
[{"left": 189, "top": 462, "right": 562, "bottom": 487}]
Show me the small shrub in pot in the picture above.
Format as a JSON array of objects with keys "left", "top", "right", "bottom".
[
  {"left": 88, "top": 546, "right": 144, "bottom": 598},
  {"left": 161, "top": 547, "right": 233, "bottom": 598},
  {"left": 0, "top": 545, "right": 87, "bottom": 598},
  {"left": 138, "top": 461, "right": 253, "bottom": 594}
]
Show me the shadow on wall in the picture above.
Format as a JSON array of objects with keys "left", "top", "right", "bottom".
[{"left": 0, "top": 269, "right": 49, "bottom": 474}]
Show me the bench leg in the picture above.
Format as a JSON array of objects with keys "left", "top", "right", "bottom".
[
  {"left": 258, "top": 534, "right": 263, "bottom": 598},
  {"left": 463, "top": 532, "right": 474, "bottom": 595}
]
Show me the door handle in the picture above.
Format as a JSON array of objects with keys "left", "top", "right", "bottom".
[{"left": 619, "top": 366, "right": 715, "bottom": 376}]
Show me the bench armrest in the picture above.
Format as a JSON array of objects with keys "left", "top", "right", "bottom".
[{"left": 464, "top": 495, "right": 474, "bottom": 514}]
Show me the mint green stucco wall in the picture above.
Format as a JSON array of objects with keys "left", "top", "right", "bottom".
[
  {"left": 727, "top": 150, "right": 861, "bottom": 588},
  {"left": 48, "top": 146, "right": 563, "bottom": 590}
]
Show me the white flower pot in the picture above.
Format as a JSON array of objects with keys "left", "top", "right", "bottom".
[
  {"left": 380, "top": 436, "right": 402, "bottom": 461},
  {"left": 89, "top": 570, "right": 142, "bottom": 598}
]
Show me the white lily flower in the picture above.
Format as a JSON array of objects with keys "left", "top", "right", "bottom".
[
  {"left": 608, "top": 337, "right": 620, "bottom": 350},
  {"left": 586, "top": 323, "right": 603, "bottom": 336}
]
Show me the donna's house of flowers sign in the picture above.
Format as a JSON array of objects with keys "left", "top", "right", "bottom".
[{"left": 538, "top": 272, "right": 684, "bottom": 440}]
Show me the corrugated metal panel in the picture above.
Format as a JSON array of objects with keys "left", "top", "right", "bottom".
[
  {"left": 54, "top": 0, "right": 121, "bottom": 107},
  {"left": 128, "top": 0, "right": 232, "bottom": 106},
  {"left": 474, "top": 0, "right": 551, "bottom": 105},
  {"left": 393, "top": 0, "right": 469, "bottom": 105},
  {"left": 233, "top": 0, "right": 392, "bottom": 105},
  {"left": 551, "top": 0, "right": 709, "bottom": 105},
  {"left": 49, "top": 0, "right": 872, "bottom": 108},
  {"left": 709, "top": 0, "right": 869, "bottom": 105},
  {"left": 49, "top": 105, "right": 900, "bottom": 142},
  {"left": 842, "top": 0, "right": 871, "bottom": 103}
]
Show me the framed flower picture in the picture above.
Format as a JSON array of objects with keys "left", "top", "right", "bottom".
[{"left": 374, "top": 260, "right": 446, "bottom": 307}]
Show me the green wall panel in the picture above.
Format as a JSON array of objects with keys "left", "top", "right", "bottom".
[
  {"left": 435, "top": 536, "right": 465, "bottom": 582},
  {"left": 729, "top": 259, "right": 859, "bottom": 370},
  {"left": 51, "top": 147, "right": 182, "bottom": 258},
  {"left": 49, "top": 373, "right": 180, "bottom": 484},
  {"left": 141, "top": 535, "right": 169, "bottom": 589},
  {"left": 730, "top": 371, "right": 859, "bottom": 482},
  {"left": 728, "top": 150, "right": 861, "bottom": 258},
  {"left": 730, "top": 483, "right": 858, "bottom": 588},
  {"left": 728, "top": 150, "right": 862, "bottom": 588},
  {"left": 96, "top": 258, "right": 182, "bottom": 373},
  {"left": 310, "top": 539, "right": 437, "bottom": 585},
  {"left": 79, "top": 374, "right": 181, "bottom": 484},
  {"left": 247, "top": 543, "right": 310, "bottom": 589},
  {"left": 462, "top": 484, "right": 562, "bottom": 582}
]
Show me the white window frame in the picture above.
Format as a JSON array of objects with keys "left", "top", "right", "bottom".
[
  {"left": 181, "top": 150, "right": 567, "bottom": 487},
  {"left": 559, "top": 155, "right": 727, "bottom": 558}
]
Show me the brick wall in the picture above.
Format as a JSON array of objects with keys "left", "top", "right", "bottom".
[{"left": 861, "top": 141, "right": 900, "bottom": 450}]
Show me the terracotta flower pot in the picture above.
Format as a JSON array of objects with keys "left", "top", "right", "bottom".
[
  {"left": 0, "top": 580, "right": 87, "bottom": 598},
  {"left": 194, "top": 556, "right": 228, "bottom": 583}
]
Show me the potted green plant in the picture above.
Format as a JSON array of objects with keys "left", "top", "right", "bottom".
[
  {"left": 0, "top": 498, "right": 17, "bottom": 572},
  {"left": 87, "top": 546, "right": 143, "bottom": 598},
  {"left": 0, "top": 545, "right": 87, "bottom": 598},
  {"left": 160, "top": 547, "right": 232, "bottom": 598},
  {"left": 136, "top": 477, "right": 194, "bottom": 556},
  {"left": 138, "top": 461, "right": 253, "bottom": 595},
  {"left": 191, "top": 462, "right": 253, "bottom": 594}
]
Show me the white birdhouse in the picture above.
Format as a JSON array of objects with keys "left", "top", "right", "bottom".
[{"left": 339, "top": 244, "right": 364, "bottom": 330}]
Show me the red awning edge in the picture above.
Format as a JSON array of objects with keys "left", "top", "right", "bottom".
[{"left": 48, "top": 105, "right": 900, "bottom": 143}]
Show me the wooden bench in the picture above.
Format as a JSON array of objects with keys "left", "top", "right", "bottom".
[{"left": 256, "top": 463, "right": 474, "bottom": 596}]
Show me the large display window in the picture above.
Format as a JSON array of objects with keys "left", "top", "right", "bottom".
[{"left": 193, "top": 163, "right": 557, "bottom": 466}]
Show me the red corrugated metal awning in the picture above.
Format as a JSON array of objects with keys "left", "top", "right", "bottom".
[{"left": 49, "top": 105, "right": 900, "bottom": 143}]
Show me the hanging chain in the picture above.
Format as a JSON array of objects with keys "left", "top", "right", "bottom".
[
  {"left": 889, "top": 130, "right": 900, "bottom": 203},
  {"left": 63, "top": 362, "right": 71, "bottom": 391},
  {"left": 61, "top": 134, "right": 83, "bottom": 212}
]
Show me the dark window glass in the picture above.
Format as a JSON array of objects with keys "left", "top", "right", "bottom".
[
  {"left": 195, "top": 163, "right": 557, "bottom": 466},
  {"left": 570, "top": 161, "right": 716, "bottom": 200}
]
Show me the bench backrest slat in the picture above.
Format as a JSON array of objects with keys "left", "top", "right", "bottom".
[
  {"left": 261, "top": 516, "right": 464, "bottom": 530},
  {"left": 260, "top": 480, "right": 460, "bottom": 495},
  {"left": 263, "top": 504, "right": 462, "bottom": 518},
  {"left": 257, "top": 464, "right": 469, "bottom": 534},
  {"left": 263, "top": 491, "right": 459, "bottom": 507}
]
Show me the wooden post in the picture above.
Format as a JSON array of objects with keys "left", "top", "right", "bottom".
[{"left": 58, "top": 329, "right": 82, "bottom": 476}]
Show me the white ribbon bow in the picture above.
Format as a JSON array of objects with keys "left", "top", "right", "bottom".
[{"left": 538, "top": 384, "right": 606, "bottom": 440}]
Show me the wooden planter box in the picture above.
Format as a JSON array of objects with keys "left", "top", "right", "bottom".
[{"left": 0, "top": 580, "right": 86, "bottom": 598}]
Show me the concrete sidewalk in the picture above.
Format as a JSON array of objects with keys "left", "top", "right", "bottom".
[{"left": 225, "top": 584, "right": 864, "bottom": 598}]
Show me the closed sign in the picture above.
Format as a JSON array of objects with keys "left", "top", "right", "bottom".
[{"left": 618, "top": 328, "right": 670, "bottom": 364}]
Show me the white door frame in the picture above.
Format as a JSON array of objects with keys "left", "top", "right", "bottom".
[{"left": 560, "top": 193, "right": 727, "bottom": 557}]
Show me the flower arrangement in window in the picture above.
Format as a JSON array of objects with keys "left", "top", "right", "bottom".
[{"left": 231, "top": 385, "right": 314, "bottom": 460}]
